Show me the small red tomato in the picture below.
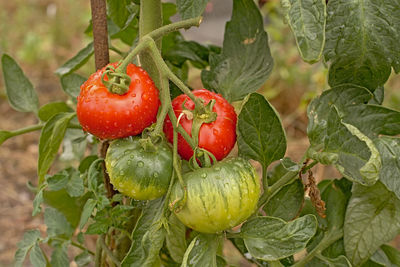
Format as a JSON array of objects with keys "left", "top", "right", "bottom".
[
  {"left": 163, "top": 89, "right": 237, "bottom": 161},
  {"left": 77, "top": 63, "right": 159, "bottom": 139}
]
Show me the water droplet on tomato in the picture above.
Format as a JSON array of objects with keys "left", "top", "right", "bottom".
[
  {"left": 137, "top": 161, "right": 144, "bottom": 167},
  {"left": 142, "top": 94, "right": 149, "bottom": 100},
  {"left": 134, "top": 79, "right": 140, "bottom": 84},
  {"left": 213, "top": 129, "right": 219, "bottom": 135},
  {"left": 114, "top": 122, "right": 118, "bottom": 127}
]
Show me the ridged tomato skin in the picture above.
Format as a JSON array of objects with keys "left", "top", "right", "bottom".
[
  {"left": 170, "top": 158, "right": 260, "bottom": 233},
  {"left": 163, "top": 89, "right": 237, "bottom": 161},
  {"left": 105, "top": 137, "right": 173, "bottom": 200},
  {"left": 77, "top": 63, "right": 159, "bottom": 139}
]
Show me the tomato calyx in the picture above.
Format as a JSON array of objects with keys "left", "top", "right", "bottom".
[
  {"left": 101, "top": 64, "right": 131, "bottom": 95},
  {"left": 169, "top": 185, "right": 187, "bottom": 213}
]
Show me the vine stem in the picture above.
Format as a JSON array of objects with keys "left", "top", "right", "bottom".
[
  {"left": 257, "top": 149, "right": 313, "bottom": 209},
  {"left": 99, "top": 235, "right": 121, "bottom": 267},
  {"left": 1, "top": 122, "right": 81, "bottom": 142}
]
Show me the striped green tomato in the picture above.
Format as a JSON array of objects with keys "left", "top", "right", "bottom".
[
  {"left": 105, "top": 137, "right": 172, "bottom": 200},
  {"left": 170, "top": 158, "right": 260, "bottom": 233}
]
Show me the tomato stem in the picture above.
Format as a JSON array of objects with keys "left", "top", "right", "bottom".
[
  {"left": 292, "top": 230, "right": 343, "bottom": 267},
  {"left": 170, "top": 124, "right": 188, "bottom": 212},
  {"left": 152, "top": 76, "right": 170, "bottom": 136},
  {"left": 146, "top": 38, "right": 204, "bottom": 109},
  {"left": 148, "top": 16, "right": 202, "bottom": 41},
  {"left": 257, "top": 148, "right": 312, "bottom": 209}
]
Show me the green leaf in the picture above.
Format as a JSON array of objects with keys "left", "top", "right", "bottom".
[
  {"left": 32, "top": 186, "right": 45, "bottom": 216},
  {"left": 324, "top": 0, "right": 400, "bottom": 91},
  {"left": 201, "top": 0, "right": 274, "bottom": 102},
  {"left": 1, "top": 54, "right": 39, "bottom": 113},
  {"left": 38, "top": 112, "right": 75, "bottom": 184},
  {"left": 307, "top": 255, "right": 352, "bottom": 267},
  {"left": 60, "top": 128, "right": 87, "bottom": 162},
  {"left": 43, "top": 190, "right": 88, "bottom": 229},
  {"left": 370, "top": 86, "right": 384, "bottom": 105},
  {"left": 79, "top": 199, "right": 97, "bottom": 229},
  {"left": 44, "top": 207, "right": 74, "bottom": 237},
  {"left": 374, "top": 137, "right": 400, "bottom": 199},
  {"left": 372, "top": 245, "right": 400, "bottom": 266},
  {"left": 176, "top": 0, "right": 209, "bottom": 19},
  {"left": 38, "top": 102, "right": 73, "bottom": 122},
  {"left": 240, "top": 215, "right": 317, "bottom": 261},
  {"left": 14, "top": 230, "right": 41, "bottom": 267},
  {"left": 121, "top": 198, "right": 166, "bottom": 267},
  {"left": 75, "top": 251, "right": 92, "bottom": 267},
  {"left": 342, "top": 105, "right": 400, "bottom": 138},
  {"left": 344, "top": 182, "right": 400, "bottom": 266},
  {"left": 181, "top": 234, "right": 219, "bottom": 267},
  {"left": 78, "top": 155, "right": 98, "bottom": 174},
  {"left": 369, "top": 246, "right": 400, "bottom": 267},
  {"left": 106, "top": 0, "right": 132, "bottom": 27},
  {"left": 55, "top": 43, "right": 94, "bottom": 76},
  {"left": 307, "top": 84, "right": 373, "bottom": 146},
  {"left": 281, "top": 0, "right": 326, "bottom": 63},
  {"left": 50, "top": 244, "right": 69, "bottom": 267},
  {"left": 264, "top": 179, "right": 304, "bottom": 221},
  {"left": 267, "top": 158, "right": 299, "bottom": 186},
  {"left": 65, "top": 168, "right": 84, "bottom": 197},
  {"left": 320, "top": 179, "right": 351, "bottom": 231},
  {"left": 47, "top": 172, "right": 69, "bottom": 191},
  {"left": 163, "top": 40, "right": 212, "bottom": 69},
  {"left": 308, "top": 106, "right": 381, "bottom": 186},
  {"left": 29, "top": 243, "right": 46, "bottom": 267},
  {"left": 166, "top": 213, "right": 187, "bottom": 263},
  {"left": 60, "top": 73, "right": 86, "bottom": 99},
  {"left": 238, "top": 93, "right": 286, "bottom": 168}
]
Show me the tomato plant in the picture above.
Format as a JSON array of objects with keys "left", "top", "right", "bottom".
[
  {"left": 77, "top": 62, "right": 160, "bottom": 139},
  {"left": 1, "top": 0, "right": 400, "bottom": 266},
  {"left": 164, "top": 89, "right": 237, "bottom": 161}
]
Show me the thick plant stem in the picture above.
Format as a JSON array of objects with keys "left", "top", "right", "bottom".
[
  {"left": 90, "top": 0, "right": 117, "bottom": 203},
  {"left": 139, "top": 0, "right": 162, "bottom": 88},
  {"left": 90, "top": 0, "right": 109, "bottom": 69}
]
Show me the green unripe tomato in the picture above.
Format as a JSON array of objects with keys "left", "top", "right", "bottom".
[
  {"left": 170, "top": 158, "right": 260, "bottom": 233},
  {"left": 105, "top": 137, "right": 172, "bottom": 200}
]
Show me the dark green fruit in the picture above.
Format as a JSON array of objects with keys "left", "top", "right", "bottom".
[{"left": 105, "top": 137, "right": 172, "bottom": 200}]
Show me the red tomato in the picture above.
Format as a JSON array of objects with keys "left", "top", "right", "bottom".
[
  {"left": 163, "top": 89, "right": 237, "bottom": 161},
  {"left": 77, "top": 63, "right": 159, "bottom": 139}
]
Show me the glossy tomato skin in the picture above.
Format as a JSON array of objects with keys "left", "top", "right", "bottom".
[
  {"left": 163, "top": 89, "right": 237, "bottom": 161},
  {"left": 170, "top": 157, "right": 260, "bottom": 233},
  {"left": 77, "top": 63, "right": 159, "bottom": 139},
  {"left": 105, "top": 137, "right": 173, "bottom": 200}
]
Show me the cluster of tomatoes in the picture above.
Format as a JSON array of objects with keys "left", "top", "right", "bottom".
[{"left": 76, "top": 63, "right": 260, "bottom": 233}]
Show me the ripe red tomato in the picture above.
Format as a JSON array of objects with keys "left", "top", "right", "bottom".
[
  {"left": 77, "top": 63, "right": 159, "bottom": 139},
  {"left": 163, "top": 89, "right": 237, "bottom": 161}
]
